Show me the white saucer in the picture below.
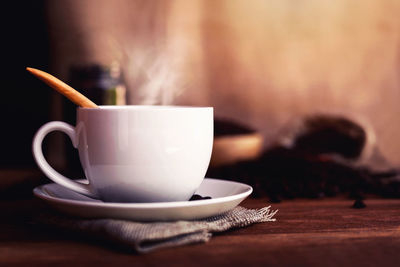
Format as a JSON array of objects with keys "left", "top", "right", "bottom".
[{"left": 33, "top": 178, "right": 253, "bottom": 221}]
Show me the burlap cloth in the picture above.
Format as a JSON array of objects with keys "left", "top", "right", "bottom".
[{"left": 37, "top": 205, "right": 277, "bottom": 253}]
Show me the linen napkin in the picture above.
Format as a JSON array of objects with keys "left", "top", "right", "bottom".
[{"left": 37, "top": 205, "right": 277, "bottom": 253}]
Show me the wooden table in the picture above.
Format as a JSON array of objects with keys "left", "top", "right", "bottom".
[{"left": 1, "top": 169, "right": 400, "bottom": 266}]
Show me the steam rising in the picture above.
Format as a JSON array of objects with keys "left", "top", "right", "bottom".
[{"left": 123, "top": 47, "right": 185, "bottom": 105}]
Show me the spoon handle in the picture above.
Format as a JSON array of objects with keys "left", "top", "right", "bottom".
[{"left": 26, "top": 67, "right": 98, "bottom": 108}]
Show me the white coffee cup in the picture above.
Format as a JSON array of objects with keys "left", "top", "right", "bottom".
[{"left": 32, "top": 105, "right": 213, "bottom": 203}]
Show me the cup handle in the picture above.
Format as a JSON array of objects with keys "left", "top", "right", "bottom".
[{"left": 32, "top": 121, "right": 98, "bottom": 198}]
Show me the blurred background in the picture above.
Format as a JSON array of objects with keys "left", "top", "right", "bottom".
[{"left": 2, "top": 0, "right": 400, "bottom": 173}]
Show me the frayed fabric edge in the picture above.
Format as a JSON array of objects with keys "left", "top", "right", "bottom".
[{"left": 257, "top": 206, "right": 278, "bottom": 222}]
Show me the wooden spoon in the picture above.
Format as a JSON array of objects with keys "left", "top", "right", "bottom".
[{"left": 26, "top": 67, "right": 98, "bottom": 108}]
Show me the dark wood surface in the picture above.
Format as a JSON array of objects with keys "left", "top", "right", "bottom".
[{"left": 1, "top": 169, "right": 400, "bottom": 266}]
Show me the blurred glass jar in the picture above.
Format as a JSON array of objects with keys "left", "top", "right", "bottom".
[
  {"left": 63, "top": 63, "right": 126, "bottom": 174},
  {"left": 68, "top": 62, "right": 126, "bottom": 106}
]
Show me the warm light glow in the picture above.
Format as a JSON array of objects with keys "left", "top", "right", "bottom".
[{"left": 47, "top": 0, "right": 400, "bottom": 163}]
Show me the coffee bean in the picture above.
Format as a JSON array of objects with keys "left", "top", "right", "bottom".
[
  {"left": 189, "top": 194, "right": 212, "bottom": 201},
  {"left": 352, "top": 199, "right": 366, "bottom": 209}
]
